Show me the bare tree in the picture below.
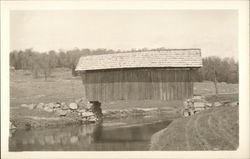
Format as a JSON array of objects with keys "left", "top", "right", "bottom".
[
  {"left": 10, "top": 48, "right": 238, "bottom": 83},
  {"left": 39, "top": 53, "right": 52, "bottom": 80},
  {"left": 201, "top": 57, "right": 222, "bottom": 95}
]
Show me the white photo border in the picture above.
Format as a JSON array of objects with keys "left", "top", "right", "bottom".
[{"left": 1, "top": 0, "right": 249, "bottom": 159}]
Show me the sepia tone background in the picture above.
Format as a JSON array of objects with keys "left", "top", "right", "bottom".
[{"left": 0, "top": 0, "right": 249, "bottom": 158}]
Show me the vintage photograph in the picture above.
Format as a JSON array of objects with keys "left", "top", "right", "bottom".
[{"left": 8, "top": 9, "right": 239, "bottom": 152}]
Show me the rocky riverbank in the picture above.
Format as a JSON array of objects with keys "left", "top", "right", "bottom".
[
  {"left": 10, "top": 98, "right": 103, "bottom": 130},
  {"left": 10, "top": 98, "right": 180, "bottom": 130},
  {"left": 11, "top": 93, "right": 237, "bottom": 131}
]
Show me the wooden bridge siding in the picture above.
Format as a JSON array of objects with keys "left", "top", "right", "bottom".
[{"left": 81, "top": 68, "right": 196, "bottom": 102}]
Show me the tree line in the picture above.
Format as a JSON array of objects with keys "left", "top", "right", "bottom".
[{"left": 10, "top": 48, "right": 238, "bottom": 85}]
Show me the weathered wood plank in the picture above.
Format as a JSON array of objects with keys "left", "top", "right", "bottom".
[{"left": 83, "top": 68, "right": 195, "bottom": 102}]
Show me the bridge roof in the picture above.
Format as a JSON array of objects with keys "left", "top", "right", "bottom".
[{"left": 76, "top": 49, "right": 202, "bottom": 71}]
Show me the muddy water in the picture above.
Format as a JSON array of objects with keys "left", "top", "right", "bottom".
[{"left": 9, "top": 117, "right": 172, "bottom": 151}]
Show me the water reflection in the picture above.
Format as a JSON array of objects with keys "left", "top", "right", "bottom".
[{"left": 9, "top": 120, "right": 171, "bottom": 151}]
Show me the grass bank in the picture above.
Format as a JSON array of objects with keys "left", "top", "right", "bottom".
[
  {"left": 10, "top": 69, "right": 238, "bottom": 109},
  {"left": 150, "top": 104, "right": 239, "bottom": 150},
  {"left": 10, "top": 69, "right": 238, "bottom": 129}
]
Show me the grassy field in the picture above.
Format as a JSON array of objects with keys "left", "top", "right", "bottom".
[
  {"left": 10, "top": 68, "right": 238, "bottom": 108},
  {"left": 194, "top": 82, "right": 238, "bottom": 96},
  {"left": 150, "top": 104, "right": 239, "bottom": 150},
  {"left": 10, "top": 68, "right": 84, "bottom": 107},
  {"left": 10, "top": 69, "right": 186, "bottom": 110},
  {"left": 10, "top": 69, "right": 238, "bottom": 129}
]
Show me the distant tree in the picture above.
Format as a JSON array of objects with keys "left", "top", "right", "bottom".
[
  {"left": 72, "top": 65, "right": 77, "bottom": 76},
  {"left": 193, "top": 69, "right": 203, "bottom": 82},
  {"left": 140, "top": 47, "right": 148, "bottom": 52},
  {"left": 201, "top": 56, "right": 238, "bottom": 86},
  {"left": 39, "top": 53, "right": 53, "bottom": 80},
  {"left": 151, "top": 47, "right": 167, "bottom": 51},
  {"left": 10, "top": 50, "right": 18, "bottom": 69},
  {"left": 18, "top": 50, "right": 28, "bottom": 70},
  {"left": 79, "top": 48, "right": 91, "bottom": 56},
  {"left": 30, "top": 52, "right": 41, "bottom": 78},
  {"left": 201, "top": 56, "right": 222, "bottom": 94},
  {"left": 9, "top": 48, "right": 238, "bottom": 83},
  {"left": 58, "top": 51, "right": 68, "bottom": 68},
  {"left": 220, "top": 58, "right": 238, "bottom": 83},
  {"left": 48, "top": 50, "right": 59, "bottom": 68},
  {"left": 66, "top": 48, "right": 81, "bottom": 76}
]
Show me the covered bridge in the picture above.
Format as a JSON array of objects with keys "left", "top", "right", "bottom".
[{"left": 76, "top": 49, "right": 202, "bottom": 102}]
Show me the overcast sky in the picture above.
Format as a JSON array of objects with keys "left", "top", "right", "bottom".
[{"left": 10, "top": 10, "right": 238, "bottom": 59}]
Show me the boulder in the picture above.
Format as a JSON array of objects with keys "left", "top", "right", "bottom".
[
  {"left": 21, "top": 104, "right": 28, "bottom": 108},
  {"left": 183, "top": 99, "right": 193, "bottom": 109},
  {"left": 86, "top": 102, "right": 93, "bottom": 110},
  {"left": 21, "top": 103, "right": 35, "bottom": 109},
  {"left": 77, "top": 109, "right": 87, "bottom": 113},
  {"left": 48, "top": 103, "right": 55, "bottom": 109},
  {"left": 69, "top": 103, "right": 78, "bottom": 110},
  {"left": 193, "top": 102, "right": 205, "bottom": 108},
  {"left": 36, "top": 103, "right": 45, "bottom": 110},
  {"left": 44, "top": 106, "right": 53, "bottom": 113},
  {"left": 205, "top": 102, "right": 213, "bottom": 107},
  {"left": 61, "top": 103, "right": 69, "bottom": 110},
  {"left": 76, "top": 98, "right": 88, "bottom": 109},
  {"left": 78, "top": 102, "right": 87, "bottom": 109},
  {"left": 53, "top": 107, "right": 60, "bottom": 112},
  {"left": 56, "top": 109, "right": 68, "bottom": 116},
  {"left": 193, "top": 95, "right": 203, "bottom": 100},
  {"left": 56, "top": 101, "right": 61, "bottom": 104},
  {"left": 27, "top": 104, "right": 36, "bottom": 110},
  {"left": 102, "top": 110, "right": 108, "bottom": 115},
  {"left": 81, "top": 111, "right": 95, "bottom": 117},
  {"left": 54, "top": 103, "right": 61, "bottom": 108},
  {"left": 21, "top": 103, "right": 36, "bottom": 109},
  {"left": 214, "top": 102, "right": 222, "bottom": 107},
  {"left": 81, "top": 118, "right": 87, "bottom": 122},
  {"left": 88, "top": 116, "right": 98, "bottom": 122}
]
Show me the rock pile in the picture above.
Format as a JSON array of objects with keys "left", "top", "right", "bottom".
[
  {"left": 182, "top": 96, "right": 211, "bottom": 117},
  {"left": 20, "top": 98, "right": 103, "bottom": 123},
  {"left": 182, "top": 95, "right": 239, "bottom": 117}
]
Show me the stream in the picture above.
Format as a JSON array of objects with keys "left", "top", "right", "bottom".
[{"left": 9, "top": 116, "right": 172, "bottom": 151}]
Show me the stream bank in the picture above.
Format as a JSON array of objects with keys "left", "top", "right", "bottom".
[
  {"left": 10, "top": 114, "right": 174, "bottom": 151},
  {"left": 10, "top": 104, "right": 180, "bottom": 130},
  {"left": 150, "top": 104, "right": 239, "bottom": 150}
]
